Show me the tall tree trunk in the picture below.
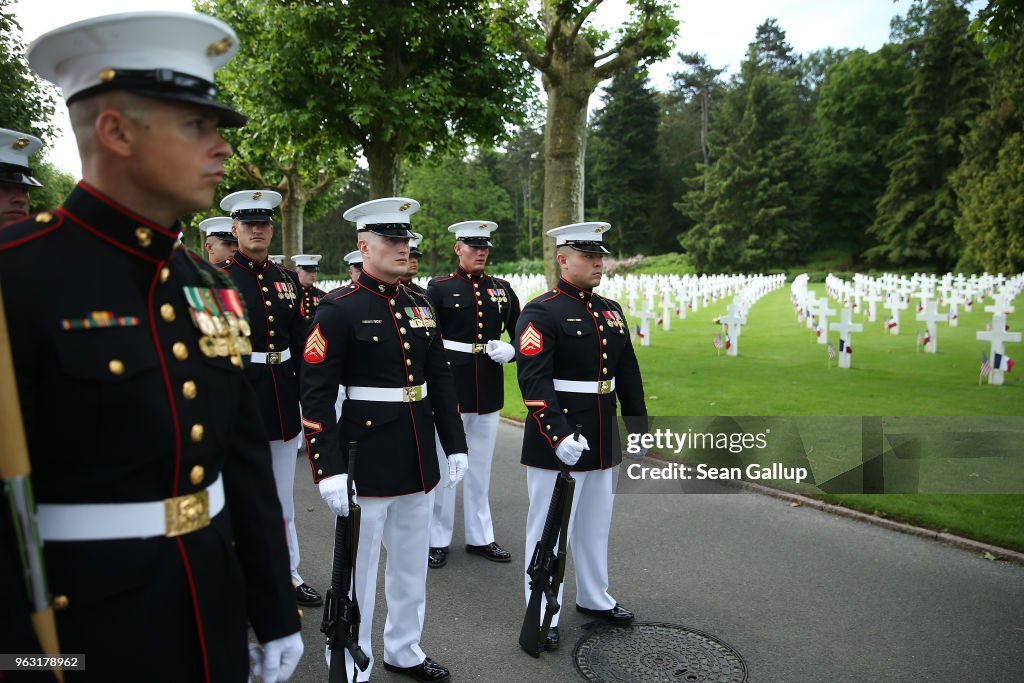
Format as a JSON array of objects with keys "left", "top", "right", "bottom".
[
  {"left": 541, "top": 73, "right": 590, "bottom": 287},
  {"left": 279, "top": 194, "right": 306, "bottom": 259},
  {"left": 365, "top": 140, "right": 402, "bottom": 199}
]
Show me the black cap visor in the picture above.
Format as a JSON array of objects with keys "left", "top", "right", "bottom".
[
  {"left": 67, "top": 69, "right": 247, "bottom": 128},
  {"left": 0, "top": 163, "right": 42, "bottom": 188},
  {"left": 208, "top": 232, "right": 238, "bottom": 242},
  {"left": 358, "top": 223, "right": 414, "bottom": 238},
  {"left": 458, "top": 237, "right": 493, "bottom": 248},
  {"left": 231, "top": 208, "right": 275, "bottom": 223},
  {"left": 566, "top": 240, "right": 610, "bottom": 254}
]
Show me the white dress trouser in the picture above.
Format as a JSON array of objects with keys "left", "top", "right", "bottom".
[
  {"left": 270, "top": 432, "right": 304, "bottom": 586},
  {"left": 430, "top": 411, "right": 500, "bottom": 547},
  {"left": 340, "top": 490, "right": 434, "bottom": 681},
  {"left": 523, "top": 465, "right": 618, "bottom": 626}
]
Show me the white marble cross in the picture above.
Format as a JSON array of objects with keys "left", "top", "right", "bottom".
[
  {"left": 945, "top": 290, "right": 965, "bottom": 327},
  {"left": 987, "top": 293, "right": 1016, "bottom": 317},
  {"left": 813, "top": 297, "right": 836, "bottom": 345},
  {"left": 915, "top": 300, "right": 946, "bottom": 353},
  {"left": 977, "top": 314, "right": 1021, "bottom": 385},
  {"left": 637, "top": 309, "right": 653, "bottom": 347},
  {"left": 830, "top": 308, "right": 864, "bottom": 369},
  {"left": 661, "top": 301, "right": 672, "bottom": 332},
  {"left": 719, "top": 303, "right": 747, "bottom": 357},
  {"left": 862, "top": 288, "right": 882, "bottom": 323},
  {"left": 883, "top": 295, "right": 908, "bottom": 335}
]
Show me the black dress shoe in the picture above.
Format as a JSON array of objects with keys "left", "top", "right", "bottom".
[
  {"left": 382, "top": 657, "right": 451, "bottom": 682},
  {"left": 428, "top": 546, "right": 448, "bottom": 569},
  {"left": 576, "top": 602, "right": 634, "bottom": 624},
  {"left": 295, "top": 583, "right": 323, "bottom": 607},
  {"left": 465, "top": 541, "right": 512, "bottom": 563},
  {"left": 545, "top": 626, "right": 560, "bottom": 651}
]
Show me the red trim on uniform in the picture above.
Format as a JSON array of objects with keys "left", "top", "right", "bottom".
[
  {"left": 588, "top": 296, "right": 605, "bottom": 469},
  {"left": 473, "top": 287, "right": 481, "bottom": 411},
  {"left": 76, "top": 181, "right": 178, "bottom": 238},
  {"left": 0, "top": 213, "right": 64, "bottom": 251},
  {"left": 176, "top": 537, "right": 212, "bottom": 683},
  {"left": 524, "top": 399, "right": 555, "bottom": 449},
  {"left": 62, "top": 208, "right": 167, "bottom": 263},
  {"left": 386, "top": 297, "right": 428, "bottom": 492}
]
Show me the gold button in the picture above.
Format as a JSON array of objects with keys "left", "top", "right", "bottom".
[
  {"left": 182, "top": 381, "right": 197, "bottom": 399},
  {"left": 395, "top": 312, "right": 403, "bottom": 319},
  {"left": 265, "top": 301, "right": 271, "bottom": 307},
  {"left": 135, "top": 227, "right": 152, "bottom": 247},
  {"left": 539, "top": 413, "right": 545, "bottom": 418},
  {"left": 400, "top": 328, "right": 407, "bottom": 335},
  {"left": 589, "top": 303, "right": 593, "bottom": 309},
  {"left": 269, "top": 344, "right": 276, "bottom": 350},
  {"left": 269, "top": 330, "right": 276, "bottom": 337},
  {"left": 372, "top": 336, "right": 379, "bottom": 342},
  {"left": 160, "top": 267, "right": 171, "bottom": 283},
  {"left": 390, "top": 299, "right": 396, "bottom": 305},
  {"left": 35, "top": 212, "right": 53, "bottom": 223},
  {"left": 408, "top": 374, "right": 414, "bottom": 381},
  {"left": 563, "top": 408, "right": 569, "bottom": 413},
  {"left": 477, "top": 334, "right": 483, "bottom": 340},
  {"left": 603, "top": 339, "right": 608, "bottom": 346},
  {"left": 317, "top": 469, "right": 323, "bottom": 476},
  {"left": 190, "top": 424, "right": 204, "bottom": 442},
  {"left": 108, "top": 359, "right": 125, "bottom": 375},
  {"left": 426, "top": 332, "right": 431, "bottom": 337},
  {"left": 298, "top": 609, "right": 304, "bottom": 618},
  {"left": 310, "top": 438, "right": 316, "bottom": 444},
  {"left": 577, "top": 330, "right": 582, "bottom": 336},
  {"left": 599, "top": 325, "right": 605, "bottom": 331},
  {"left": 160, "top": 303, "right": 175, "bottom": 322},
  {"left": 313, "top": 453, "right": 320, "bottom": 460},
  {"left": 52, "top": 595, "right": 69, "bottom": 611},
  {"left": 172, "top": 342, "right": 188, "bottom": 360},
  {"left": 602, "top": 368, "right": 608, "bottom": 375},
  {"left": 478, "top": 311, "right": 483, "bottom": 317},
  {"left": 546, "top": 425, "right": 551, "bottom": 430},
  {"left": 553, "top": 435, "right": 559, "bottom": 442},
  {"left": 455, "top": 303, "right": 460, "bottom": 308},
  {"left": 365, "top": 420, "right": 373, "bottom": 427},
  {"left": 406, "top": 358, "right": 412, "bottom": 366},
  {"left": 602, "top": 353, "right": 608, "bottom": 359},
  {"left": 268, "top": 315, "right": 275, "bottom": 322},
  {"left": 230, "top": 355, "right": 242, "bottom": 367},
  {"left": 404, "top": 342, "right": 411, "bottom": 350},
  {"left": 263, "top": 286, "right": 269, "bottom": 292},
  {"left": 190, "top": 465, "right": 205, "bottom": 485},
  {"left": 473, "top": 283, "right": 479, "bottom": 288},
  {"left": 258, "top": 274, "right": 264, "bottom": 280},
  {"left": 478, "top": 323, "right": 484, "bottom": 328}
]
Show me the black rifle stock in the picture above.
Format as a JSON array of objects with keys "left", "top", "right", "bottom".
[
  {"left": 519, "top": 425, "right": 579, "bottom": 657},
  {"left": 322, "top": 441, "right": 369, "bottom": 681}
]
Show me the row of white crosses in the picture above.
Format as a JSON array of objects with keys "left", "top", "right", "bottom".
[
  {"left": 976, "top": 276, "right": 1024, "bottom": 385},
  {"left": 715, "top": 275, "right": 786, "bottom": 356}
]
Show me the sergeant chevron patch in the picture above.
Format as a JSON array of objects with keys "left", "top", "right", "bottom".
[
  {"left": 519, "top": 322, "right": 543, "bottom": 356},
  {"left": 304, "top": 323, "right": 327, "bottom": 363}
]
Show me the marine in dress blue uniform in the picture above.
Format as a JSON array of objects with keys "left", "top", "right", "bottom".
[
  {"left": 216, "top": 189, "right": 322, "bottom": 607},
  {"left": 199, "top": 215, "right": 238, "bottom": 263},
  {"left": 425, "top": 221, "right": 521, "bottom": 568},
  {"left": 515, "top": 222, "right": 648, "bottom": 650},
  {"left": 302, "top": 198, "right": 467, "bottom": 683},
  {"left": 291, "top": 253, "right": 326, "bottom": 326},
  {"left": 0, "top": 128, "right": 43, "bottom": 226},
  {"left": 1, "top": 12, "right": 302, "bottom": 681}
]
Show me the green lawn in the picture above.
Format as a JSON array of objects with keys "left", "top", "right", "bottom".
[{"left": 499, "top": 283, "right": 1024, "bottom": 551}]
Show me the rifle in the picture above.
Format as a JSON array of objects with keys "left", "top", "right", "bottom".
[
  {"left": 321, "top": 441, "right": 369, "bottom": 682},
  {"left": 0, "top": 283, "right": 65, "bottom": 682},
  {"left": 519, "top": 425, "right": 579, "bottom": 657}
]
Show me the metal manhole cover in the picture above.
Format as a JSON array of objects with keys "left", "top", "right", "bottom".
[{"left": 574, "top": 622, "right": 748, "bottom": 683}]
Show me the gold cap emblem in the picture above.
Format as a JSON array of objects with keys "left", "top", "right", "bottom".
[
  {"left": 135, "top": 227, "right": 153, "bottom": 248},
  {"left": 399, "top": 202, "right": 411, "bottom": 211},
  {"left": 252, "top": 191, "right": 262, "bottom": 200},
  {"left": 206, "top": 36, "right": 234, "bottom": 57},
  {"left": 12, "top": 137, "right": 29, "bottom": 150},
  {"left": 99, "top": 68, "right": 116, "bottom": 82}
]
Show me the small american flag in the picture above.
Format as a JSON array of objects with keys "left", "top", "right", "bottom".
[
  {"left": 714, "top": 333, "right": 724, "bottom": 350},
  {"left": 980, "top": 352, "right": 992, "bottom": 377},
  {"left": 827, "top": 343, "right": 836, "bottom": 360}
]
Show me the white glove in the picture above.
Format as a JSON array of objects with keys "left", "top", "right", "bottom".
[
  {"left": 555, "top": 434, "right": 589, "bottom": 466},
  {"left": 249, "top": 631, "right": 303, "bottom": 682},
  {"left": 447, "top": 453, "right": 468, "bottom": 488},
  {"left": 318, "top": 474, "right": 350, "bottom": 517},
  {"left": 485, "top": 339, "right": 515, "bottom": 363}
]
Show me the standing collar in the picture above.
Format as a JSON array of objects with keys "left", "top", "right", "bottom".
[
  {"left": 557, "top": 277, "right": 593, "bottom": 301},
  {"left": 456, "top": 265, "right": 486, "bottom": 282},
  {"left": 358, "top": 269, "right": 400, "bottom": 298},
  {"left": 61, "top": 181, "right": 181, "bottom": 263},
  {"left": 232, "top": 249, "right": 270, "bottom": 274}
]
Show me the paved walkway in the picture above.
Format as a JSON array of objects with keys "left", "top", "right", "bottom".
[{"left": 284, "top": 421, "right": 1024, "bottom": 682}]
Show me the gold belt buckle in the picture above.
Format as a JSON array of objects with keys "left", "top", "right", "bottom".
[
  {"left": 597, "top": 379, "right": 613, "bottom": 394},
  {"left": 472, "top": 343, "right": 487, "bottom": 354},
  {"left": 402, "top": 385, "right": 423, "bottom": 402},
  {"left": 164, "top": 489, "right": 210, "bottom": 537},
  {"left": 267, "top": 351, "right": 282, "bottom": 364}
]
